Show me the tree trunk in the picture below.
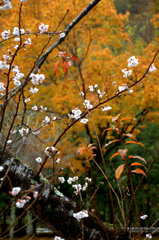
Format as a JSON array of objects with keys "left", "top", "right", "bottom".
[{"left": 0, "top": 147, "right": 130, "bottom": 240}]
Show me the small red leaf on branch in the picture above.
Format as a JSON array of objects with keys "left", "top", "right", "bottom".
[
  {"left": 130, "top": 162, "right": 146, "bottom": 169},
  {"left": 54, "top": 60, "right": 62, "bottom": 75},
  {"left": 131, "top": 168, "right": 146, "bottom": 177},
  {"left": 110, "top": 152, "right": 119, "bottom": 161},
  {"left": 70, "top": 55, "right": 79, "bottom": 63},
  {"left": 129, "top": 155, "right": 146, "bottom": 164},
  {"left": 115, "top": 164, "right": 125, "bottom": 179},
  {"left": 126, "top": 141, "right": 145, "bottom": 148}
]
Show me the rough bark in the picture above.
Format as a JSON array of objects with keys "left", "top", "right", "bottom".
[{"left": 0, "top": 147, "right": 130, "bottom": 240}]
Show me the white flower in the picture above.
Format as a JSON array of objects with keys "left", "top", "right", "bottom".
[
  {"left": 33, "top": 191, "right": 38, "bottom": 198},
  {"left": 16, "top": 199, "right": 27, "bottom": 208},
  {"left": 128, "top": 56, "right": 138, "bottom": 67},
  {"left": 32, "top": 105, "right": 38, "bottom": 111},
  {"left": 3, "top": 55, "right": 11, "bottom": 60},
  {"left": 13, "top": 27, "right": 24, "bottom": 36},
  {"left": 83, "top": 100, "right": 93, "bottom": 109},
  {"left": 39, "top": 23, "right": 49, "bottom": 33},
  {"left": 19, "top": 127, "right": 29, "bottom": 137},
  {"left": 73, "top": 210, "right": 89, "bottom": 221},
  {"left": 1, "top": 30, "right": 10, "bottom": 39},
  {"left": 0, "top": 1, "right": 12, "bottom": 10},
  {"left": 56, "top": 158, "right": 61, "bottom": 163},
  {"left": 0, "top": 166, "right": 4, "bottom": 172},
  {"left": 7, "top": 140, "right": 12, "bottom": 144},
  {"left": 0, "top": 61, "right": 9, "bottom": 70},
  {"left": 30, "top": 87, "right": 38, "bottom": 93},
  {"left": 79, "top": 91, "right": 84, "bottom": 96},
  {"left": 14, "top": 37, "right": 20, "bottom": 42},
  {"left": 88, "top": 85, "right": 94, "bottom": 92},
  {"left": 82, "top": 182, "right": 88, "bottom": 191},
  {"left": 38, "top": 74, "right": 45, "bottom": 83},
  {"left": 68, "top": 108, "right": 82, "bottom": 120},
  {"left": 140, "top": 214, "right": 148, "bottom": 220},
  {"left": 35, "top": 157, "right": 42, "bottom": 163},
  {"left": 72, "top": 184, "right": 82, "bottom": 194},
  {"left": 149, "top": 64, "right": 157, "bottom": 73},
  {"left": 85, "top": 177, "right": 92, "bottom": 182},
  {"left": 67, "top": 177, "right": 73, "bottom": 184},
  {"left": 94, "top": 84, "right": 98, "bottom": 88},
  {"left": 121, "top": 68, "right": 132, "bottom": 78},
  {"left": 80, "top": 118, "right": 88, "bottom": 124},
  {"left": 54, "top": 236, "right": 65, "bottom": 240},
  {"left": 60, "top": 33, "right": 65, "bottom": 38},
  {"left": 128, "top": 89, "right": 133, "bottom": 94},
  {"left": 102, "top": 106, "right": 112, "bottom": 111},
  {"left": 42, "top": 116, "right": 50, "bottom": 126},
  {"left": 30, "top": 73, "right": 45, "bottom": 85},
  {"left": 24, "top": 37, "right": 31, "bottom": 45},
  {"left": 24, "top": 98, "right": 30, "bottom": 103},
  {"left": 12, "top": 66, "right": 19, "bottom": 73},
  {"left": 0, "top": 83, "right": 6, "bottom": 92},
  {"left": 118, "top": 85, "right": 128, "bottom": 92},
  {"left": 14, "top": 45, "right": 19, "bottom": 49},
  {"left": 45, "top": 146, "right": 57, "bottom": 156},
  {"left": 58, "top": 177, "right": 65, "bottom": 183},
  {"left": 13, "top": 80, "right": 21, "bottom": 86},
  {"left": 146, "top": 234, "right": 152, "bottom": 239},
  {"left": 11, "top": 187, "right": 21, "bottom": 196}
]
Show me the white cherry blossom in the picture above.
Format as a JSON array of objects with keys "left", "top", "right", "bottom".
[
  {"left": 0, "top": 83, "right": 5, "bottom": 92},
  {"left": 35, "top": 157, "right": 42, "bottom": 163},
  {"left": 39, "top": 23, "right": 49, "bottom": 33},
  {"left": 16, "top": 199, "right": 27, "bottom": 208},
  {"left": 11, "top": 187, "right": 21, "bottom": 196},
  {"left": 80, "top": 118, "right": 88, "bottom": 124},
  {"left": 73, "top": 210, "right": 89, "bottom": 221},
  {"left": 128, "top": 56, "right": 138, "bottom": 67},
  {"left": 148, "top": 64, "right": 157, "bottom": 73},
  {"left": 1, "top": 30, "right": 10, "bottom": 39}
]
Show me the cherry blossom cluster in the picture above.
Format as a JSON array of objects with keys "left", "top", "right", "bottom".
[
  {"left": 88, "top": 84, "right": 106, "bottom": 99},
  {"left": 19, "top": 127, "right": 29, "bottom": 137},
  {"left": 45, "top": 146, "right": 57, "bottom": 157},
  {"left": 0, "top": 0, "right": 12, "bottom": 10},
  {"left": 41, "top": 114, "right": 56, "bottom": 127},
  {"left": 73, "top": 210, "right": 89, "bottom": 221},
  {"left": 31, "top": 105, "right": 47, "bottom": 112},
  {"left": 68, "top": 108, "right": 82, "bottom": 120},
  {"left": 58, "top": 176, "right": 92, "bottom": 195},
  {"left": 54, "top": 236, "right": 65, "bottom": 240},
  {"left": 83, "top": 99, "right": 93, "bottom": 109}
]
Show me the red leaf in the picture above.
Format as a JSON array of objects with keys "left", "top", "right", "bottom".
[
  {"left": 129, "top": 155, "right": 147, "bottom": 164},
  {"left": 123, "top": 133, "right": 136, "bottom": 140},
  {"left": 130, "top": 162, "right": 146, "bottom": 169},
  {"left": 63, "top": 61, "right": 70, "bottom": 74},
  {"left": 70, "top": 55, "right": 79, "bottom": 63},
  {"left": 112, "top": 113, "right": 121, "bottom": 122},
  {"left": 126, "top": 141, "right": 145, "bottom": 148},
  {"left": 115, "top": 164, "right": 125, "bottom": 179},
  {"left": 54, "top": 60, "right": 62, "bottom": 75},
  {"left": 110, "top": 152, "right": 119, "bottom": 161},
  {"left": 131, "top": 168, "right": 146, "bottom": 177}
]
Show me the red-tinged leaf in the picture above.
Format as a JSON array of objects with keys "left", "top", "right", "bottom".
[
  {"left": 58, "top": 51, "right": 67, "bottom": 57},
  {"left": 125, "top": 141, "right": 145, "bottom": 148},
  {"left": 54, "top": 60, "right": 62, "bottom": 75},
  {"left": 104, "top": 139, "right": 120, "bottom": 148},
  {"left": 115, "top": 164, "right": 125, "bottom": 179},
  {"left": 131, "top": 168, "right": 146, "bottom": 177},
  {"left": 120, "top": 117, "right": 136, "bottom": 122},
  {"left": 112, "top": 113, "right": 121, "bottom": 122},
  {"left": 70, "top": 55, "right": 79, "bottom": 63},
  {"left": 129, "top": 155, "right": 147, "bottom": 164},
  {"left": 63, "top": 61, "right": 70, "bottom": 74},
  {"left": 123, "top": 133, "right": 136, "bottom": 140},
  {"left": 103, "top": 128, "right": 118, "bottom": 134},
  {"left": 130, "top": 162, "right": 146, "bottom": 169},
  {"left": 110, "top": 152, "right": 119, "bottom": 161}
]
